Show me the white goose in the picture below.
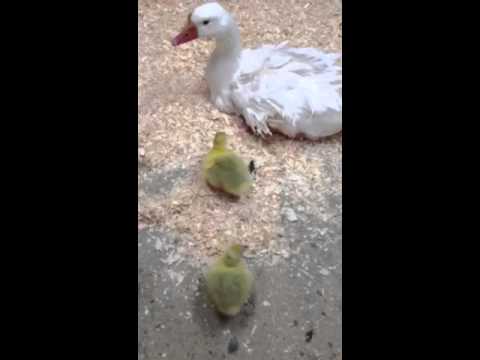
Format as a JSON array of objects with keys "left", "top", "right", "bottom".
[{"left": 171, "top": 2, "right": 342, "bottom": 140}]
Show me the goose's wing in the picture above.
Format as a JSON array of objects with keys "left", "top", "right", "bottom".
[{"left": 231, "top": 43, "right": 342, "bottom": 138}]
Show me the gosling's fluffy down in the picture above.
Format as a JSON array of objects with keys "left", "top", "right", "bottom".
[
  {"left": 202, "top": 132, "right": 252, "bottom": 197},
  {"left": 205, "top": 244, "right": 253, "bottom": 316}
]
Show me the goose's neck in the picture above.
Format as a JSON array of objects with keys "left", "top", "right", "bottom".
[
  {"left": 213, "top": 22, "right": 241, "bottom": 60},
  {"left": 206, "top": 20, "right": 242, "bottom": 103}
]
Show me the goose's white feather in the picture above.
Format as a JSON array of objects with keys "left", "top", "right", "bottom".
[{"left": 230, "top": 42, "right": 342, "bottom": 138}]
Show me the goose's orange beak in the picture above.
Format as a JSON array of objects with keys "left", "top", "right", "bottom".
[{"left": 171, "top": 14, "right": 198, "bottom": 46}]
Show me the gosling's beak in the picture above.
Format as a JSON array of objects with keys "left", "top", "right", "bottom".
[{"left": 171, "top": 15, "right": 198, "bottom": 46}]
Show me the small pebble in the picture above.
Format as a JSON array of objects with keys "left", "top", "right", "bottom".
[
  {"left": 305, "top": 329, "right": 314, "bottom": 343},
  {"left": 228, "top": 336, "right": 239, "bottom": 353},
  {"left": 319, "top": 268, "right": 330, "bottom": 276},
  {"left": 284, "top": 208, "right": 298, "bottom": 222}
]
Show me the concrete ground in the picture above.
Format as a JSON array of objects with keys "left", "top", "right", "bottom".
[{"left": 139, "top": 1, "right": 342, "bottom": 359}]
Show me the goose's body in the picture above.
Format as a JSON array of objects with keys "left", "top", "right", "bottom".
[
  {"left": 172, "top": 2, "right": 342, "bottom": 140},
  {"left": 202, "top": 132, "right": 252, "bottom": 197},
  {"left": 205, "top": 244, "right": 253, "bottom": 316}
]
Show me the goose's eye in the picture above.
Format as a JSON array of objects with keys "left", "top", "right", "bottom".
[{"left": 203, "top": 20, "right": 210, "bottom": 25}]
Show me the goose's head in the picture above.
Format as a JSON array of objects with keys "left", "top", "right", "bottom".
[
  {"left": 223, "top": 244, "right": 246, "bottom": 267},
  {"left": 171, "top": 2, "right": 233, "bottom": 46}
]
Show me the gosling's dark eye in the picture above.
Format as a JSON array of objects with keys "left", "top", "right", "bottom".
[{"left": 202, "top": 20, "right": 210, "bottom": 25}]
